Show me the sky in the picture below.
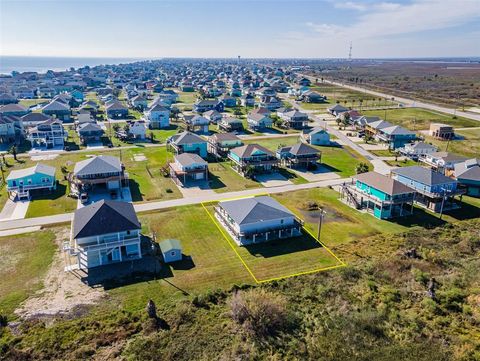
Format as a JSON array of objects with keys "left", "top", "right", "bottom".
[{"left": 1, "top": 0, "right": 480, "bottom": 59}]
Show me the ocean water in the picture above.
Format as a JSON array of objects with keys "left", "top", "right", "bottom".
[{"left": 0, "top": 56, "right": 143, "bottom": 74}]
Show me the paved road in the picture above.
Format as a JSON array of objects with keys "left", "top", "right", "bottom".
[
  {"left": 301, "top": 74, "right": 480, "bottom": 122},
  {"left": 279, "top": 94, "right": 392, "bottom": 175},
  {"left": 0, "top": 177, "right": 349, "bottom": 232}
]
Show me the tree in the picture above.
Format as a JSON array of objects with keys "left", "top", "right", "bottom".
[{"left": 356, "top": 162, "right": 369, "bottom": 174}]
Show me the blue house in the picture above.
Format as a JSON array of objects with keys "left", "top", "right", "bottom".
[
  {"left": 391, "top": 166, "right": 464, "bottom": 213},
  {"left": 342, "top": 171, "right": 415, "bottom": 219},
  {"left": 454, "top": 158, "right": 480, "bottom": 197},
  {"left": 70, "top": 90, "right": 84, "bottom": 103},
  {"left": 6, "top": 163, "right": 56, "bottom": 200},
  {"left": 167, "top": 131, "right": 208, "bottom": 159},
  {"left": 377, "top": 125, "right": 417, "bottom": 149},
  {"left": 229, "top": 143, "right": 279, "bottom": 177}
]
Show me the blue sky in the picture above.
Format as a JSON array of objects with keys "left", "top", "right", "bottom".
[{"left": 1, "top": 0, "right": 479, "bottom": 58}]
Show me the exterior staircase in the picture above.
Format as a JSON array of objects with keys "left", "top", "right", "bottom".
[{"left": 342, "top": 185, "right": 361, "bottom": 209}]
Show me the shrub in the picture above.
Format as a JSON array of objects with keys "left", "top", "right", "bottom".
[{"left": 229, "top": 289, "right": 288, "bottom": 338}]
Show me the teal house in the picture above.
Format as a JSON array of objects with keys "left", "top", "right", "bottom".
[
  {"left": 6, "top": 163, "right": 56, "bottom": 200},
  {"left": 167, "top": 131, "right": 208, "bottom": 159},
  {"left": 341, "top": 171, "right": 415, "bottom": 219}
]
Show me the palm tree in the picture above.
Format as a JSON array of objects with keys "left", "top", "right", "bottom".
[{"left": 356, "top": 162, "right": 369, "bottom": 174}]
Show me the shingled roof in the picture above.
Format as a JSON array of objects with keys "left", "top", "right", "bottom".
[
  {"left": 72, "top": 200, "right": 141, "bottom": 239},
  {"left": 74, "top": 155, "right": 122, "bottom": 177},
  {"left": 355, "top": 171, "right": 414, "bottom": 196},
  {"left": 218, "top": 196, "right": 294, "bottom": 225}
]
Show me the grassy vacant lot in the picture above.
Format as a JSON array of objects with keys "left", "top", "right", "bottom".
[
  {"left": 208, "top": 161, "right": 261, "bottom": 193},
  {"left": 362, "top": 108, "right": 479, "bottom": 130},
  {"left": 18, "top": 98, "right": 50, "bottom": 108},
  {"left": 0, "top": 230, "right": 56, "bottom": 317},
  {"left": 424, "top": 127, "right": 480, "bottom": 158},
  {"left": 298, "top": 82, "right": 397, "bottom": 111},
  {"left": 245, "top": 136, "right": 372, "bottom": 177},
  {"left": 176, "top": 91, "right": 199, "bottom": 104}
]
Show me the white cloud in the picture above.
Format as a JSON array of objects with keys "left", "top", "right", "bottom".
[
  {"left": 334, "top": 1, "right": 367, "bottom": 11},
  {"left": 308, "top": 0, "right": 480, "bottom": 40}
]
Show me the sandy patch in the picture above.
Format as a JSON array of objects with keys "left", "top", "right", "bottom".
[
  {"left": 133, "top": 153, "right": 147, "bottom": 161},
  {"left": 15, "top": 228, "right": 105, "bottom": 318},
  {"left": 30, "top": 154, "right": 59, "bottom": 161}
]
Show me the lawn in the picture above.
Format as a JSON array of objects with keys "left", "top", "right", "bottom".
[
  {"left": 204, "top": 203, "right": 343, "bottom": 282},
  {"left": 361, "top": 108, "right": 479, "bottom": 130},
  {"left": 208, "top": 161, "right": 261, "bottom": 193},
  {"left": 176, "top": 91, "right": 199, "bottom": 104},
  {"left": 3, "top": 147, "right": 182, "bottom": 218},
  {"left": 18, "top": 98, "right": 50, "bottom": 108},
  {"left": 244, "top": 136, "right": 372, "bottom": 177},
  {"left": 111, "top": 206, "right": 253, "bottom": 312},
  {"left": 424, "top": 127, "right": 480, "bottom": 158},
  {"left": 385, "top": 159, "right": 419, "bottom": 168},
  {"left": 0, "top": 229, "right": 57, "bottom": 318},
  {"left": 304, "top": 82, "right": 397, "bottom": 110}
]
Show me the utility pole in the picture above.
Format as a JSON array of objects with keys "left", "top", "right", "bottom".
[{"left": 317, "top": 207, "right": 326, "bottom": 241}]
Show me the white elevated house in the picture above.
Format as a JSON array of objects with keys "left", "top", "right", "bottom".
[
  {"left": 145, "top": 103, "right": 170, "bottom": 129},
  {"left": 26, "top": 118, "right": 66, "bottom": 149},
  {"left": 215, "top": 196, "right": 303, "bottom": 246},
  {"left": 128, "top": 120, "right": 148, "bottom": 140},
  {"left": 67, "top": 200, "right": 142, "bottom": 270}
]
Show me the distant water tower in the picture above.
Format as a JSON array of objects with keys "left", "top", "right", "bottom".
[{"left": 348, "top": 42, "right": 353, "bottom": 61}]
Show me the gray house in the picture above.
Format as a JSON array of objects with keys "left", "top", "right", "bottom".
[{"left": 215, "top": 196, "right": 303, "bottom": 246}]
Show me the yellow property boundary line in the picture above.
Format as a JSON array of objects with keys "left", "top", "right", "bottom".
[{"left": 201, "top": 193, "right": 346, "bottom": 284}]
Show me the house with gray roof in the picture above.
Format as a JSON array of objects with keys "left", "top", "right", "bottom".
[
  {"left": 391, "top": 166, "right": 464, "bottom": 213},
  {"left": 77, "top": 122, "right": 104, "bottom": 144},
  {"left": 215, "top": 196, "right": 303, "bottom": 245},
  {"left": 276, "top": 142, "right": 321, "bottom": 169},
  {"left": 398, "top": 141, "right": 438, "bottom": 160},
  {"left": 169, "top": 153, "right": 208, "bottom": 185},
  {"left": 68, "top": 200, "right": 142, "bottom": 270},
  {"left": 27, "top": 118, "right": 66, "bottom": 149},
  {"left": 454, "top": 158, "right": 480, "bottom": 197},
  {"left": 71, "top": 155, "right": 127, "bottom": 193},
  {"left": 42, "top": 100, "right": 71, "bottom": 121},
  {"left": 207, "top": 132, "right": 243, "bottom": 159},
  {"left": 301, "top": 127, "right": 330, "bottom": 146},
  {"left": 228, "top": 143, "right": 279, "bottom": 177},
  {"left": 341, "top": 171, "right": 415, "bottom": 219},
  {"left": 167, "top": 131, "right": 208, "bottom": 158},
  {"left": 6, "top": 163, "right": 56, "bottom": 200}
]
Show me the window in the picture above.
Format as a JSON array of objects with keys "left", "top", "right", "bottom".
[{"left": 171, "top": 251, "right": 176, "bottom": 256}]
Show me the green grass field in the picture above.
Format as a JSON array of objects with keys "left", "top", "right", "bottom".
[
  {"left": 0, "top": 230, "right": 57, "bottom": 317},
  {"left": 361, "top": 108, "right": 479, "bottom": 130},
  {"left": 208, "top": 161, "right": 261, "bottom": 192},
  {"left": 18, "top": 98, "right": 50, "bottom": 108}
]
